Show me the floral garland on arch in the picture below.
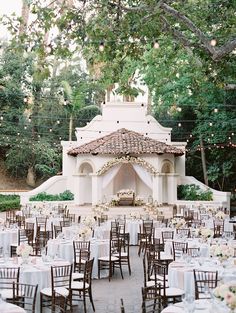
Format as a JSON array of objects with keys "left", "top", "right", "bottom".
[{"left": 97, "top": 156, "right": 158, "bottom": 175}]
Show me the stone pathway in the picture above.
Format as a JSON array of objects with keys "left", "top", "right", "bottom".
[{"left": 74, "top": 246, "right": 143, "bottom": 313}]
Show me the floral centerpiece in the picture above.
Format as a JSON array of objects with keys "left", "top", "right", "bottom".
[
  {"left": 197, "top": 227, "right": 214, "bottom": 239},
  {"left": 206, "top": 207, "right": 217, "bottom": 214},
  {"left": 16, "top": 243, "right": 33, "bottom": 263},
  {"left": 77, "top": 226, "right": 92, "bottom": 241},
  {"left": 210, "top": 244, "right": 234, "bottom": 261},
  {"left": 134, "top": 196, "right": 144, "bottom": 206},
  {"left": 169, "top": 218, "right": 186, "bottom": 229},
  {"left": 81, "top": 215, "right": 96, "bottom": 228},
  {"left": 215, "top": 211, "right": 226, "bottom": 220},
  {"left": 92, "top": 204, "right": 110, "bottom": 218},
  {"left": 214, "top": 283, "right": 236, "bottom": 311},
  {"left": 117, "top": 189, "right": 134, "bottom": 196},
  {"left": 129, "top": 212, "right": 140, "bottom": 220},
  {"left": 110, "top": 196, "right": 119, "bottom": 206}
]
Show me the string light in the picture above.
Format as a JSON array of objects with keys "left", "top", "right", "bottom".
[
  {"left": 0, "top": 116, "right": 3, "bottom": 120},
  {"left": 209, "top": 122, "right": 213, "bottom": 126},
  {"left": 177, "top": 107, "right": 182, "bottom": 112},
  {"left": 178, "top": 123, "right": 181, "bottom": 127},
  {"left": 49, "top": 128, "right": 52, "bottom": 132},
  {"left": 99, "top": 42, "right": 105, "bottom": 52},
  {"left": 210, "top": 39, "right": 217, "bottom": 46},
  {"left": 28, "top": 117, "right": 31, "bottom": 122},
  {"left": 153, "top": 41, "right": 160, "bottom": 49},
  {"left": 214, "top": 108, "right": 218, "bottom": 113},
  {"left": 57, "top": 120, "right": 60, "bottom": 124}
]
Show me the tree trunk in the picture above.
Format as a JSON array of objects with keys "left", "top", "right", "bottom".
[
  {"left": 69, "top": 114, "right": 73, "bottom": 141},
  {"left": 19, "top": 0, "right": 30, "bottom": 36},
  {"left": 26, "top": 166, "right": 36, "bottom": 187},
  {"left": 200, "top": 136, "right": 208, "bottom": 186}
]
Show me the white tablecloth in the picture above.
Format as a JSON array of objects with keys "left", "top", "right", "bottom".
[
  {"left": 168, "top": 258, "right": 234, "bottom": 297},
  {"left": 161, "top": 300, "right": 214, "bottom": 313},
  {"left": 47, "top": 238, "right": 110, "bottom": 278},
  {"left": 0, "top": 229, "right": 18, "bottom": 253},
  {"left": 0, "top": 256, "right": 70, "bottom": 313},
  {"left": 0, "top": 301, "right": 26, "bottom": 313}
]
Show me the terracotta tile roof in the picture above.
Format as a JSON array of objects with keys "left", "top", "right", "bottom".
[{"left": 67, "top": 128, "right": 184, "bottom": 156}]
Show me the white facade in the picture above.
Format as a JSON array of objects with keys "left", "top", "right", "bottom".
[{"left": 20, "top": 95, "right": 230, "bottom": 208}]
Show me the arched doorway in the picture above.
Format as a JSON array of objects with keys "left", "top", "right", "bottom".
[
  {"left": 78, "top": 162, "right": 93, "bottom": 204},
  {"left": 161, "top": 160, "right": 174, "bottom": 204}
]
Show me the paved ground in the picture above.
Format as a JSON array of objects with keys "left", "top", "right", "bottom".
[{"left": 73, "top": 245, "right": 143, "bottom": 313}]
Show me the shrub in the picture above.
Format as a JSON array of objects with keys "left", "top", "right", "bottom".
[
  {"left": 0, "top": 195, "right": 20, "bottom": 211},
  {"left": 177, "top": 184, "right": 213, "bottom": 201},
  {"left": 29, "top": 190, "right": 74, "bottom": 201}
]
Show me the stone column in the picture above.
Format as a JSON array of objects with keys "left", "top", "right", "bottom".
[
  {"left": 167, "top": 174, "right": 179, "bottom": 204},
  {"left": 91, "top": 174, "right": 102, "bottom": 206},
  {"left": 152, "top": 174, "right": 163, "bottom": 204},
  {"left": 73, "top": 174, "right": 86, "bottom": 205}
]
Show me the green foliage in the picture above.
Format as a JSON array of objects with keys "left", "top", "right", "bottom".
[
  {"left": 29, "top": 190, "right": 74, "bottom": 201},
  {"left": 0, "top": 195, "right": 20, "bottom": 211},
  {"left": 177, "top": 184, "right": 213, "bottom": 201},
  {"left": 76, "top": 105, "right": 102, "bottom": 127}
]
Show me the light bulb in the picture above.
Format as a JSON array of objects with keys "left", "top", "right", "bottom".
[
  {"left": 210, "top": 39, "right": 217, "bottom": 47},
  {"left": 214, "top": 108, "right": 218, "bottom": 113},
  {"left": 153, "top": 41, "right": 160, "bottom": 49},
  {"left": 99, "top": 42, "right": 104, "bottom": 52}
]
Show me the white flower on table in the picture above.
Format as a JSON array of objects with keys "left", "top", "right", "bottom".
[
  {"left": 215, "top": 211, "right": 226, "bottom": 220},
  {"left": 214, "top": 284, "right": 236, "bottom": 310},
  {"left": 77, "top": 226, "right": 92, "bottom": 240},
  {"left": 210, "top": 244, "right": 234, "bottom": 260},
  {"left": 198, "top": 227, "right": 214, "bottom": 239},
  {"left": 170, "top": 218, "right": 186, "bottom": 229},
  {"left": 81, "top": 215, "right": 96, "bottom": 228},
  {"left": 129, "top": 212, "right": 140, "bottom": 220},
  {"left": 16, "top": 243, "right": 33, "bottom": 258}
]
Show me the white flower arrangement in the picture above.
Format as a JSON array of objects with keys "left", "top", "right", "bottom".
[
  {"left": 134, "top": 196, "right": 144, "bottom": 206},
  {"left": 206, "top": 207, "right": 217, "bottom": 214},
  {"left": 110, "top": 196, "right": 119, "bottom": 206},
  {"left": 81, "top": 215, "right": 96, "bottom": 228},
  {"left": 215, "top": 211, "right": 226, "bottom": 220},
  {"left": 198, "top": 227, "right": 214, "bottom": 239},
  {"left": 92, "top": 204, "right": 110, "bottom": 217},
  {"left": 210, "top": 244, "right": 234, "bottom": 260},
  {"left": 129, "top": 212, "right": 140, "bottom": 220},
  {"left": 170, "top": 218, "right": 186, "bottom": 229},
  {"left": 117, "top": 189, "right": 134, "bottom": 196},
  {"left": 16, "top": 243, "right": 33, "bottom": 258},
  {"left": 78, "top": 226, "right": 92, "bottom": 240},
  {"left": 97, "top": 156, "right": 158, "bottom": 175},
  {"left": 214, "top": 283, "right": 236, "bottom": 310}
]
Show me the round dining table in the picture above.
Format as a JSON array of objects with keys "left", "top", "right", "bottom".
[
  {"left": 0, "top": 301, "right": 26, "bottom": 313},
  {"left": 47, "top": 238, "right": 110, "bottom": 278},
  {"left": 0, "top": 256, "right": 70, "bottom": 313},
  {"left": 161, "top": 299, "right": 216, "bottom": 313}
]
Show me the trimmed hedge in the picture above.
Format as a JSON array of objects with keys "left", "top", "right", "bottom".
[
  {"left": 0, "top": 195, "right": 20, "bottom": 211},
  {"left": 177, "top": 184, "right": 213, "bottom": 201},
  {"left": 29, "top": 190, "right": 74, "bottom": 201}
]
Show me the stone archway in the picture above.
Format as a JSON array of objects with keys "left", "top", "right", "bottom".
[
  {"left": 78, "top": 162, "right": 94, "bottom": 204},
  {"left": 161, "top": 160, "right": 174, "bottom": 204}
]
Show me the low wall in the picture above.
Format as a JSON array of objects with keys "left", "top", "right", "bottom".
[
  {"left": 178, "top": 176, "right": 231, "bottom": 208},
  {"left": 20, "top": 175, "right": 70, "bottom": 205}
]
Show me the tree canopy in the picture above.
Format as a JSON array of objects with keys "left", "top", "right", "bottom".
[{"left": 0, "top": 0, "right": 235, "bottom": 192}]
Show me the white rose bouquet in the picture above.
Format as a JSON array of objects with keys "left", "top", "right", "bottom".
[
  {"left": 214, "top": 283, "right": 236, "bottom": 311},
  {"left": 16, "top": 243, "right": 33, "bottom": 258},
  {"left": 170, "top": 218, "right": 186, "bottom": 229},
  {"left": 199, "top": 227, "right": 214, "bottom": 239},
  {"left": 215, "top": 211, "right": 226, "bottom": 220},
  {"left": 210, "top": 244, "right": 234, "bottom": 260},
  {"left": 81, "top": 215, "right": 96, "bottom": 228},
  {"left": 129, "top": 212, "right": 140, "bottom": 220},
  {"left": 78, "top": 226, "right": 92, "bottom": 240}
]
